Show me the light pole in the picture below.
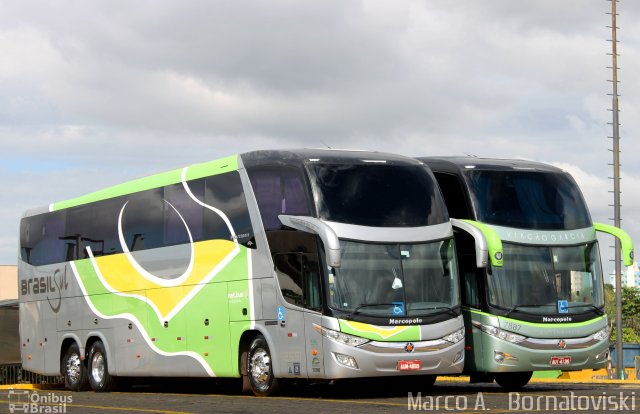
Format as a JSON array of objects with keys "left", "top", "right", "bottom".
[{"left": 607, "top": 0, "right": 624, "bottom": 380}]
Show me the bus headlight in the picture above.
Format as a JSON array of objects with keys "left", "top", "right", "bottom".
[
  {"left": 443, "top": 328, "right": 465, "bottom": 344},
  {"left": 472, "top": 321, "right": 526, "bottom": 344},
  {"left": 592, "top": 327, "right": 610, "bottom": 342},
  {"left": 314, "top": 325, "right": 370, "bottom": 347},
  {"left": 333, "top": 352, "right": 359, "bottom": 369}
]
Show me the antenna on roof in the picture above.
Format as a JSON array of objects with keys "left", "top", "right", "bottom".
[{"left": 320, "top": 140, "right": 332, "bottom": 149}]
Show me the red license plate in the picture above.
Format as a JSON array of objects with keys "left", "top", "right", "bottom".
[
  {"left": 397, "top": 360, "right": 422, "bottom": 371},
  {"left": 549, "top": 356, "right": 572, "bottom": 366}
]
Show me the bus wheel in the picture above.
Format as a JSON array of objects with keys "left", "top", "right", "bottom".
[
  {"left": 87, "top": 341, "right": 116, "bottom": 392},
  {"left": 494, "top": 371, "right": 532, "bottom": 391},
  {"left": 62, "top": 342, "right": 89, "bottom": 391},
  {"left": 247, "top": 335, "right": 280, "bottom": 396}
]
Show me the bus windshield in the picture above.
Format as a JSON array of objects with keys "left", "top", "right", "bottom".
[
  {"left": 487, "top": 242, "right": 604, "bottom": 315},
  {"left": 465, "top": 170, "right": 591, "bottom": 230},
  {"left": 308, "top": 163, "right": 447, "bottom": 227},
  {"left": 328, "top": 239, "right": 460, "bottom": 317}
]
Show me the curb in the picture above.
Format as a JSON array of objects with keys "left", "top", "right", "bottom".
[
  {"left": 0, "top": 384, "right": 64, "bottom": 391},
  {"left": 437, "top": 376, "right": 640, "bottom": 385}
]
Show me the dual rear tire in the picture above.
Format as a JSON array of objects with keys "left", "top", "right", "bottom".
[{"left": 61, "top": 340, "right": 116, "bottom": 392}]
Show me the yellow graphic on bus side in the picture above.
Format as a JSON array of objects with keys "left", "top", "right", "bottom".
[{"left": 89, "top": 239, "right": 239, "bottom": 322}]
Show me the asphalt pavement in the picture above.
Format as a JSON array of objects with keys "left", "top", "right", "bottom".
[{"left": 1, "top": 377, "right": 639, "bottom": 414}]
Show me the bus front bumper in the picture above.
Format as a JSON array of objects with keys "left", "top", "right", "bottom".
[
  {"left": 322, "top": 337, "right": 465, "bottom": 379},
  {"left": 473, "top": 331, "right": 610, "bottom": 373}
]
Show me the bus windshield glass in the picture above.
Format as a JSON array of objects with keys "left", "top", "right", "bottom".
[
  {"left": 487, "top": 242, "right": 604, "bottom": 315},
  {"left": 328, "top": 239, "right": 460, "bottom": 317},
  {"left": 465, "top": 170, "right": 591, "bottom": 230},
  {"left": 308, "top": 163, "right": 447, "bottom": 227}
]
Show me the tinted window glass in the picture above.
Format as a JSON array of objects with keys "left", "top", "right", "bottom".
[
  {"left": 433, "top": 172, "right": 471, "bottom": 219},
  {"left": 309, "top": 164, "right": 447, "bottom": 227},
  {"left": 165, "top": 180, "right": 204, "bottom": 245},
  {"left": 248, "top": 167, "right": 311, "bottom": 230},
  {"left": 65, "top": 198, "right": 122, "bottom": 259},
  {"left": 121, "top": 188, "right": 164, "bottom": 251},
  {"left": 20, "top": 171, "right": 255, "bottom": 266},
  {"left": 204, "top": 173, "right": 255, "bottom": 244},
  {"left": 487, "top": 242, "right": 604, "bottom": 315},
  {"left": 268, "top": 230, "right": 322, "bottom": 311},
  {"left": 20, "top": 211, "right": 66, "bottom": 266},
  {"left": 465, "top": 170, "right": 591, "bottom": 230}
]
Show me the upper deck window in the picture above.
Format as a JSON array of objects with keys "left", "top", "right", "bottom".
[
  {"left": 465, "top": 170, "right": 591, "bottom": 230},
  {"left": 309, "top": 163, "right": 447, "bottom": 227}
]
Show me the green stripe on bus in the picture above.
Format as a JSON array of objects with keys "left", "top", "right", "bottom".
[
  {"left": 460, "top": 219, "right": 504, "bottom": 267},
  {"left": 52, "top": 155, "right": 239, "bottom": 211},
  {"left": 466, "top": 308, "right": 606, "bottom": 328},
  {"left": 594, "top": 222, "right": 634, "bottom": 267}
]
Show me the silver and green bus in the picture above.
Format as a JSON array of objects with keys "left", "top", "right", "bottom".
[
  {"left": 19, "top": 149, "right": 464, "bottom": 396},
  {"left": 420, "top": 157, "right": 633, "bottom": 390}
]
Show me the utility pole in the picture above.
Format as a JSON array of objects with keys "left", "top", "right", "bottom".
[{"left": 607, "top": 0, "right": 624, "bottom": 380}]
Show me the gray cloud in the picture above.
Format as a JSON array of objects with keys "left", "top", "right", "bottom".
[{"left": 1, "top": 0, "right": 639, "bottom": 278}]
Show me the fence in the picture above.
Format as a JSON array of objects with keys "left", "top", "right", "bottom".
[{"left": 0, "top": 364, "right": 63, "bottom": 386}]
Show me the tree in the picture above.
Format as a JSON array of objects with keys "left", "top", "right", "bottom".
[
  {"left": 605, "top": 284, "right": 640, "bottom": 344},
  {"left": 610, "top": 327, "right": 640, "bottom": 344}
]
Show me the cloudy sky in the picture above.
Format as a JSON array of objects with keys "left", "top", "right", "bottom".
[{"left": 2, "top": 0, "right": 639, "bottom": 282}]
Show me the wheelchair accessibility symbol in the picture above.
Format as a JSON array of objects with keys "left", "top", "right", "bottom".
[
  {"left": 277, "top": 306, "right": 285, "bottom": 321},
  {"left": 392, "top": 302, "right": 405, "bottom": 315}
]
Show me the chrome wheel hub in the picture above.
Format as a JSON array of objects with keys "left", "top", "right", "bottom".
[
  {"left": 249, "top": 348, "right": 271, "bottom": 385},
  {"left": 91, "top": 352, "right": 105, "bottom": 384},
  {"left": 66, "top": 353, "right": 81, "bottom": 383}
]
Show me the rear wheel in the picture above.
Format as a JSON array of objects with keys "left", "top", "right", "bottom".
[
  {"left": 61, "top": 342, "right": 89, "bottom": 391},
  {"left": 247, "top": 335, "right": 280, "bottom": 396},
  {"left": 494, "top": 371, "right": 532, "bottom": 391},
  {"left": 87, "top": 341, "right": 117, "bottom": 392}
]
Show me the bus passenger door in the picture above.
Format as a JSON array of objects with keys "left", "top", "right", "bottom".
[
  {"left": 301, "top": 253, "right": 324, "bottom": 378},
  {"left": 272, "top": 252, "right": 323, "bottom": 378}
]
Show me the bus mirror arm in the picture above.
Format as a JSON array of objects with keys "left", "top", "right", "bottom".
[
  {"left": 594, "top": 222, "right": 634, "bottom": 267},
  {"left": 278, "top": 215, "right": 342, "bottom": 268},
  {"left": 451, "top": 219, "right": 504, "bottom": 268}
]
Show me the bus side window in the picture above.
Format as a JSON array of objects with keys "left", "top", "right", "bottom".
[
  {"left": 20, "top": 211, "right": 66, "bottom": 266},
  {"left": 273, "top": 252, "right": 321, "bottom": 311},
  {"left": 433, "top": 172, "right": 472, "bottom": 219},
  {"left": 247, "top": 167, "right": 312, "bottom": 231},
  {"left": 463, "top": 270, "right": 481, "bottom": 309},
  {"left": 454, "top": 231, "right": 481, "bottom": 308}
]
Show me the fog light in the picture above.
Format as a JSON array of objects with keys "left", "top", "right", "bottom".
[
  {"left": 494, "top": 351, "right": 518, "bottom": 364},
  {"left": 333, "top": 352, "right": 359, "bottom": 369},
  {"left": 595, "top": 349, "right": 609, "bottom": 361},
  {"left": 453, "top": 351, "right": 464, "bottom": 364}
]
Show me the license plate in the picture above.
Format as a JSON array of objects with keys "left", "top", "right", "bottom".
[
  {"left": 397, "top": 360, "right": 422, "bottom": 371},
  {"left": 549, "top": 356, "right": 572, "bottom": 366}
]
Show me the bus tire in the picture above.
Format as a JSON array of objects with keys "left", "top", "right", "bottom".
[
  {"left": 247, "top": 335, "right": 280, "bottom": 396},
  {"left": 494, "top": 371, "right": 532, "bottom": 391},
  {"left": 61, "top": 342, "right": 89, "bottom": 391},
  {"left": 87, "top": 341, "right": 116, "bottom": 392}
]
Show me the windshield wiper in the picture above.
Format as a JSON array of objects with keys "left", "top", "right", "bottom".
[
  {"left": 409, "top": 305, "right": 459, "bottom": 317},
  {"left": 565, "top": 304, "right": 604, "bottom": 315},
  {"left": 348, "top": 303, "right": 399, "bottom": 319},
  {"left": 504, "top": 304, "right": 548, "bottom": 318}
]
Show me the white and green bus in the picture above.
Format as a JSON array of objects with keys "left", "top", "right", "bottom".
[
  {"left": 19, "top": 149, "right": 465, "bottom": 396},
  {"left": 420, "top": 157, "right": 633, "bottom": 390}
]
